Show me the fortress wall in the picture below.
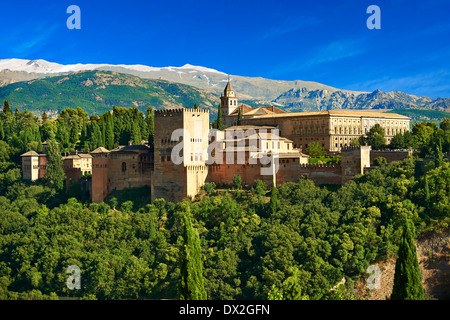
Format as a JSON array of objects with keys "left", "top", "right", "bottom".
[
  {"left": 207, "top": 161, "right": 343, "bottom": 187},
  {"left": 370, "top": 149, "right": 413, "bottom": 164}
]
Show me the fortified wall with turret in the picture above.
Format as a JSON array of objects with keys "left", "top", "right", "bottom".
[{"left": 21, "top": 80, "right": 412, "bottom": 204}]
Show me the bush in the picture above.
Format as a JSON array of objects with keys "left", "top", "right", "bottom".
[
  {"left": 233, "top": 174, "right": 242, "bottom": 190},
  {"left": 373, "top": 156, "right": 387, "bottom": 166},
  {"left": 203, "top": 182, "right": 215, "bottom": 195}
]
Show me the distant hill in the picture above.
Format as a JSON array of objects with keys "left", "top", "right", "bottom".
[
  {"left": 386, "top": 108, "right": 450, "bottom": 125},
  {"left": 0, "top": 70, "right": 219, "bottom": 117},
  {"left": 0, "top": 58, "right": 448, "bottom": 117}
]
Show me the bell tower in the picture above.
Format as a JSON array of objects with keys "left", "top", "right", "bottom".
[{"left": 220, "top": 75, "right": 238, "bottom": 117}]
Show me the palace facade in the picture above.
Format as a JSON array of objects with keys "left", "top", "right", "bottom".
[{"left": 21, "top": 79, "right": 412, "bottom": 204}]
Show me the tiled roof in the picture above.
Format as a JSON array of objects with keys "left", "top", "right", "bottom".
[
  {"left": 91, "top": 147, "right": 110, "bottom": 154},
  {"left": 227, "top": 104, "right": 252, "bottom": 116},
  {"left": 20, "top": 150, "right": 39, "bottom": 157},
  {"left": 247, "top": 110, "right": 409, "bottom": 119}
]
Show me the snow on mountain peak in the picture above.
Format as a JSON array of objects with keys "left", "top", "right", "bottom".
[
  {"left": 0, "top": 58, "right": 226, "bottom": 76},
  {"left": 177, "top": 64, "right": 225, "bottom": 74}
]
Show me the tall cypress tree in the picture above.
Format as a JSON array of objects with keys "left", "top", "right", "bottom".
[
  {"left": 131, "top": 120, "right": 142, "bottom": 145},
  {"left": 434, "top": 138, "right": 443, "bottom": 168},
  {"left": 178, "top": 203, "right": 207, "bottom": 300},
  {"left": 216, "top": 104, "right": 223, "bottom": 130},
  {"left": 90, "top": 122, "right": 102, "bottom": 150},
  {"left": 3, "top": 100, "right": 12, "bottom": 115},
  {"left": 391, "top": 219, "right": 424, "bottom": 300},
  {"left": 237, "top": 107, "right": 242, "bottom": 125},
  {"left": 44, "top": 140, "right": 66, "bottom": 191},
  {"left": 105, "top": 113, "right": 115, "bottom": 150},
  {"left": 269, "top": 186, "right": 279, "bottom": 215},
  {"left": 424, "top": 175, "right": 430, "bottom": 205},
  {"left": 145, "top": 106, "right": 154, "bottom": 148}
]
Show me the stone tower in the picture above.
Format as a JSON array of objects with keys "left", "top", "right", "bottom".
[
  {"left": 152, "top": 108, "right": 210, "bottom": 203},
  {"left": 20, "top": 151, "right": 40, "bottom": 181},
  {"left": 341, "top": 145, "right": 371, "bottom": 184},
  {"left": 220, "top": 75, "right": 238, "bottom": 117}
]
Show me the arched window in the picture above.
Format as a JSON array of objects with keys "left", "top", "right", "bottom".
[{"left": 122, "top": 162, "right": 126, "bottom": 172}]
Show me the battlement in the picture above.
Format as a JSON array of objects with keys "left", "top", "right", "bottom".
[
  {"left": 154, "top": 107, "right": 210, "bottom": 116},
  {"left": 299, "top": 163, "right": 341, "bottom": 169},
  {"left": 371, "top": 148, "right": 414, "bottom": 153},
  {"left": 341, "top": 145, "right": 371, "bottom": 152}
]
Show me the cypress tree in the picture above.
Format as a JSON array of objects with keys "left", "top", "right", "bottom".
[
  {"left": 91, "top": 122, "right": 102, "bottom": 150},
  {"left": 424, "top": 175, "right": 430, "bottom": 205},
  {"left": 56, "top": 120, "right": 70, "bottom": 152},
  {"left": 237, "top": 107, "right": 242, "bottom": 125},
  {"left": 101, "top": 117, "right": 106, "bottom": 147},
  {"left": 69, "top": 121, "right": 79, "bottom": 145},
  {"left": 44, "top": 140, "right": 66, "bottom": 191},
  {"left": 216, "top": 104, "right": 223, "bottom": 130},
  {"left": 145, "top": 106, "right": 154, "bottom": 148},
  {"left": 105, "top": 113, "right": 115, "bottom": 150},
  {"left": 131, "top": 121, "right": 142, "bottom": 145},
  {"left": 0, "top": 122, "right": 4, "bottom": 140},
  {"left": 391, "top": 219, "right": 424, "bottom": 300},
  {"left": 434, "top": 138, "right": 443, "bottom": 168},
  {"left": 3, "top": 100, "right": 12, "bottom": 115},
  {"left": 269, "top": 186, "right": 279, "bottom": 214},
  {"left": 178, "top": 203, "right": 207, "bottom": 300}
]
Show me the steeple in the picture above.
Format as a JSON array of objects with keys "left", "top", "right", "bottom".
[
  {"left": 223, "top": 75, "right": 236, "bottom": 98},
  {"left": 220, "top": 75, "right": 238, "bottom": 116}
]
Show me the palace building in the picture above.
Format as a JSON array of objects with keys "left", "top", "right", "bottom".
[
  {"left": 221, "top": 80, "right": 410, "bottom": 152},
  {"left": 21, "top": 78, "right": 412, "bottom": 204}
]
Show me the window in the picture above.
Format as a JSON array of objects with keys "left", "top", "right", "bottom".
[{"left": 122, "top": 162, "right": 126, "bottom": 172}]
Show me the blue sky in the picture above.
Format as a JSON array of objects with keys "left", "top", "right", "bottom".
[{"left": 1, "top": 0, "right": 449, "bottom": 98}]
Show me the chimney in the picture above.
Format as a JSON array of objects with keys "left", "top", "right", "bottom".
[{"left": 128, "top": 141, "right": 133, "bottom": 146}]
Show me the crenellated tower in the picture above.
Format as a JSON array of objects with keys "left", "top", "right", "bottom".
[{"left": 152, "top": 107, "right": 210, "bottom": 203}]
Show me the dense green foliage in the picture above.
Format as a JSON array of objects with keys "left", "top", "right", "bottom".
[
  {"left": 0, "top": 104, "right": 448, "bottom": 300},
  {"left": 304, "top": 141, "right": 326, "bottom": 158},
  {"left": 359, "top": 123, "right": 386, "bottom": 150},
  {"left": 0, "top": 155, "right": 447, "bottom": 300}
]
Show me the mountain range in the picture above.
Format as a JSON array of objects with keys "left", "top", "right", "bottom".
[{"left": 0, "top": 58, "right": 448, "bottom": 121}]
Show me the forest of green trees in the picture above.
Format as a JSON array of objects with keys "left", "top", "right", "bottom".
[{"left": 0, "top": 101, "right": 449, "bottom": 300}]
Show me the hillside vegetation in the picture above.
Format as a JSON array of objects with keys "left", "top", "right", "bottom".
[
  {"left": 0, "top": 70, "right": 219, "bottom": 116},
  {"left": 0, "top": 105, "right": 448, "bottom": 300}
]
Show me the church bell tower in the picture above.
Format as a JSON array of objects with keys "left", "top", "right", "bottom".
[{"left": 220, "top": 75, "right": 238, "bottom": 117}]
